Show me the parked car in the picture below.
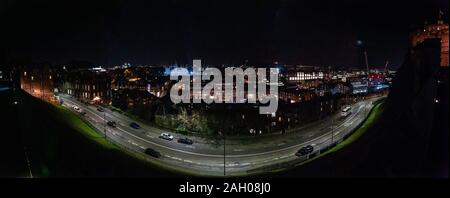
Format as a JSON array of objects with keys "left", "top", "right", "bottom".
[
  {"left": 295, "top": 145, "right": 314, "bottom": 157},
  {"left": 107, "top": 121, "right": 116, "bottom": 128},
  {"left": 159, "top": 133, "right": 174, "bottom": 141},
  {"left": 177, "top": 137, "right": 193, "bottom": 145},
  {"left": 129, "top": 122, "right": 141, "bottom": 129},
  {"left": 79, "top": 111, "right": 87, "bottom": 116},
  {"left": 144, "top": 148, "right": 161, "bottom": 158}
]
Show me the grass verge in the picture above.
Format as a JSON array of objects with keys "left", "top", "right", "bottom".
[
  {"left": 49, "top": 99, "right": 206, "bottom": 176},
  {"left": 296, "top": 101, "right": 385, "bottom": 167},
  {"left": 245, "top": 101, "right": 385, "bottom": 176},
  {"left": 52, "top": 105, "right": 117, "bottom": 150}
]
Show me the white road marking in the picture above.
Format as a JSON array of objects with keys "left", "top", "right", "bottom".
[{"left": 61, "top": 96, "right": 376, "bottom": 159}]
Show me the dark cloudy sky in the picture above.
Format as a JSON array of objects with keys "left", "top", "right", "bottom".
[{"left": 1, "top": 0, "right": 448, "bottom": 68}]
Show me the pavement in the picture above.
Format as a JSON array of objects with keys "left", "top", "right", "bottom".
[{"left": 59, "top": 94, "right": 378, "bottom": 176}]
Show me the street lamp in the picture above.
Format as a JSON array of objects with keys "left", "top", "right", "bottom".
[
  {"left": 331, "top": 101, "right": 334, "bottom": 145},
  {"left": 104, "top": 110, "right": 107, "bottom": 139},
  {"left": 331, "top": 115, "right": 334, "bottom": 144},
  {"left": 41, "top": 72, "right": 44, "bottom": 100},
  {"left": 30, "top": 76, "right": 33, "bottom": 94}
]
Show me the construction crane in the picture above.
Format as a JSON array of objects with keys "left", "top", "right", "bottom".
[
  {"left": 364, "top": 51, "right": 369, "bottom": 75},
  {"left": 364, "top": 51, "right": 370, "bottom": 86},
  {"left": 384, "top": 60, "right": 389, "bottom": 74}
]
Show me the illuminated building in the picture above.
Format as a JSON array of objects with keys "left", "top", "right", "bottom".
[
  {"left": 20, "top": 65, "right": 56, "bottom": 102},
  {"left": 59, "top": 68, "right": 111, "bottom": 104},
  {"left": 411, "top": 12, "right": 449, "bottom": 66}
]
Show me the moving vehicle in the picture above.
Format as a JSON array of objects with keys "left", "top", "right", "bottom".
[
  {"left": 144, "top": 148, "right": 161, "bottom": 158},
  {"left": 159, "top": 133, "right": 174, "bottom": 141},
  {"left": 107, "top": 121, "right": 116, "bottom": 128},
  {"left": 177, "top": 137, "right": 193, "bottom": 145},
  {"left": 341, "top": 106, "right": 351, "bottom": 117},
  {"left": 73, "top": 105, "right": 81, "bottom": 112},
  {"left": 97, "top": 107, "right": 105, "bottom": 112},
  {"left": 295, "top": 145, "right": 314, "bottom": 156},
  {"left": 129, "top": 122, "right": 141, "bottom": 129}
]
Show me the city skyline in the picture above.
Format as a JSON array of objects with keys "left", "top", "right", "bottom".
[{"left": 0, "top": 1, "right": 448, "bottom": 195}]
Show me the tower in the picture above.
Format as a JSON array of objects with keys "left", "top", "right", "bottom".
[{"left": 411, "top": 10, "right": 449, "bottom": 67}]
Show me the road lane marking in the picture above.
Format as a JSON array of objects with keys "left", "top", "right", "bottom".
[{"left": 61, "top": 96, "right": 375, "bottom": 159}]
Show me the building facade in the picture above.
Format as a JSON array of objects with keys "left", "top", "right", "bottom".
[
  {"left": 20, "top": 65, "right": 56, "bottom": 102},
  {"left": 411, "top": 15, "right": 449, "bottom": 66},
  {"left": 59, "top": 68, "right": 111, "bottom": 104}
]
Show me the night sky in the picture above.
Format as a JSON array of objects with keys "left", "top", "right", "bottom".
[{"left": 1, "top": 0, "right": 448, "bottom": 69}]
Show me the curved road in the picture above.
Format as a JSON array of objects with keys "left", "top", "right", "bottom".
[{"left": 60, "top": 94, "right": 378, "bottom": 176}]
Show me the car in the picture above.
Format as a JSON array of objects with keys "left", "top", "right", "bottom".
[
  {"left": 341, "top": 106, "right": 351, "bottom": 117},
  {"left": 73, "top": 105, "right": 81, "bottom": 112},
  {"left": 177, "top": 137, "right": 193, "bottom": 145},
  {"left": 340, "top": 111, "right": 351, "bottom": 117},
  {"left": 144, "top": 148, "right": 161, "bottom": 158},
  {"left": 159, "top": 133, "right": 174, "bottom": 141},
  {"left": 295, "top": 145, "right": 314, "bottom": 157},
  {"left": 97, "top": 107, "right": 105, "bottom": 112},
  {"left": 79, "top": 111, "right": 87, "bottom": 116},
  {"left": 129, "top": 122, "right": 141, "bottom": 129},
  {"left": 107, "top": 121, "right": 116, "bottom": 128}
]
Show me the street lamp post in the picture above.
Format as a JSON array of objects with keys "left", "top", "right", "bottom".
[
  {"left": 222, "top": 105, "right": 226, "bottom": 176},
  {"left": 30, "top": 76, "right": 33, "bottom": 95},
  {"left": 104, "top": 111, "right": 107, "bottom": 139},
  {"left": 331, "top": 101, "right": 334, "bottom": 145},
  {"left": 223, "top": 131, "right": 226, "bottom": 176},
  {"left": 41, "top": 72, "right": 44, "bottom": 100},
  {"left": 331, "top": 115, "right": 334, "bottom": 144}
]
